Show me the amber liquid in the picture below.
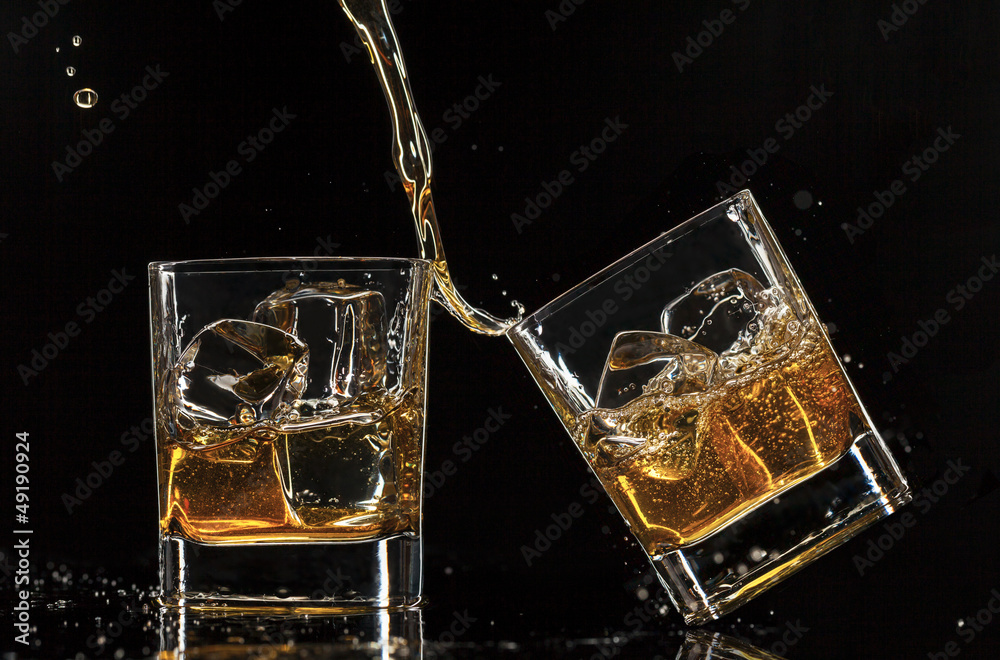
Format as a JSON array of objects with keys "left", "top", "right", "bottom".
[
  {"left": 577, "top": 324, "right": 859, "bottom": 554},
  {"left": 339, "top": 0, "right": 521, "bottom": 336},
  {"left": 159, "top": 389, "right": 422, "bottom": 544}
]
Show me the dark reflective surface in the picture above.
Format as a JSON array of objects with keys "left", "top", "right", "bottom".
[{"left": 22, "top": 572, "right": 806, "bottom": 658}]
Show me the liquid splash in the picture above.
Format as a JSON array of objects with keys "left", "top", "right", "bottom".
[{"left": 338, "top": 0, "right": 522, "bottom": 336}]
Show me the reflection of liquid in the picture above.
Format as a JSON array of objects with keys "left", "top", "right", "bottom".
[
  {"left": 338, "top": 0, "right": 522, "bottom": 336},
  {"left": 577, "top": 321, "right": 859, "bottom": 553},
  {"left": 681, "top": 630, "right": 787, "bottom": 659},
  {"left": 158, "top": 609, "right": 423, "bottom": 659}
]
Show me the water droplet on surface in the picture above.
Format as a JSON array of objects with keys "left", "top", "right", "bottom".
[
  {"left": 72, "top": 35, "right": 82, "bottom": 47},
  {"left": 73, "top": 88, "right": 98, "bottom": 108},
  {"left": 66, "top": 66, "right": 76, "bottom": 76}
]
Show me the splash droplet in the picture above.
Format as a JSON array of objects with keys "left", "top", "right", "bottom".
[
  {"left": 66, "top": 66, "right": 76, "bottom": 77},
  {"left": 74, "top": 88, "right": 98, "bottom": 108},
  {"left": 793, "top": 190, "right": 813, "bottom": 209},
  {"left": 72, "top": 35, "right": 82, "bottom": 47}
]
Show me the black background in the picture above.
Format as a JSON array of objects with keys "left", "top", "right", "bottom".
[{"left": 3, "top": 1, "right": 1000, "bottom": 658}]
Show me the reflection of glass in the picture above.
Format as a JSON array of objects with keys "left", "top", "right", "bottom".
[
  {"left": 509, "top": 191, "right": 911, "bottom": 624},
  {"left": 150, "top": 259, "right": 431, "bottom": 607},
  {"left": 158, "top": 609, "right": 423, "bottom": 658},
  {"left": 680, "top": 630, "right": 786, "bottom": 660}
]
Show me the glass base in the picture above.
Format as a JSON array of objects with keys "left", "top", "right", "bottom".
[
  {"left": 652, "top": 431, "right": 911, "bottom": 625},
  {"left": 159, "top": 534, "right": 422, "bottom": 611},
  {"left": 159, "top": 608, "right": 424, "bottom": 657}
]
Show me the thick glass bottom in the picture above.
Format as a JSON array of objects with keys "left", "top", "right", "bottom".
[
  {"left": 652, "top": 431, "right": 910, "bottom": 625},
  {"left": 159, "top": 534, "right": 422, "bottom": 611}
]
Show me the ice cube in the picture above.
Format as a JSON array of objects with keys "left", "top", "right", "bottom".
[
  {"left": 584, "top": 404, "right": 702, "bottom": 479},
  {"left": 661, "top": 269, "right": 768, "bottom": 356},
  {"left": 253, "top": 280, "right": 388, "bottom": 422},
  {"left": 170, "top": 319, "right": 309, "bottom": 449},
  {"left": 273, "top": 389, "right": 417, "bottom": 526},
  {"left": 582, "top": 413, "right": 647, "bottom": 465},
  {"left": 595, "top": 332, "right": 718, "bottom": 410},
  {"left": 717, "top": 285, "right": 805, "bottom": 379},
  {"left": 275, "top": 421, "right": 394, "bottom": 524}
]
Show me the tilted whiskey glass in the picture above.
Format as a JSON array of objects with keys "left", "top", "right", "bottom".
[{"left": 508, "top": 190, "right": 911, "bottom": 624}]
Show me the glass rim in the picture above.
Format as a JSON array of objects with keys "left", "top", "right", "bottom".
[
  {"left": 149, "top": 256, "right": 432, "bottom": 275},
  {"left": 507, "top": 189, "right": 755, "bottom": 337}
]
